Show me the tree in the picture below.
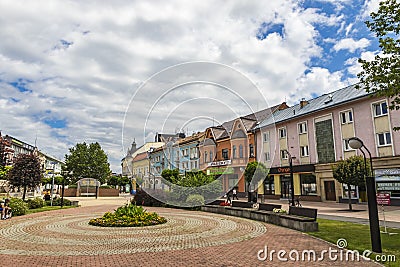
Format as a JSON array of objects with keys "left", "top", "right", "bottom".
[
  {"left": 161, "top": 169, "right": 180, "bottom": 184},
  {"left": 244, "top": 161, "right": 268, "bottom": 202},
  {"left": 332, "top": 156, "right": 370, "bottom": 211},
  {"left": 64, "top": 142, "right": 111, "bottom": 184},
  {"left": 357, "top": 0, "right": 400, "bottom": 130},
  {"left": 7, "top": 153, "right": 42, "bottom": 200}
]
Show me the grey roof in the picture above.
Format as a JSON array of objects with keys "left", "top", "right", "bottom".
[{"left": 257, "top": 84, "right": 371, "bottom": 128}]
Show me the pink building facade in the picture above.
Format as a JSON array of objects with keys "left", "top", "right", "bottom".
[{"left": 256, "top": 85, "right": 400, "bottom": 205}]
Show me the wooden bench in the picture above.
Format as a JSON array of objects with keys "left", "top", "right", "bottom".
[
  {"left": 231, "top": 200, "right": 254, "bottom": 208},
  {"left": 258, "top": 203, "right": 281, "bottom": 211},
  {"left": 287, "top": 206, "right": 317, "bottom": 222}
]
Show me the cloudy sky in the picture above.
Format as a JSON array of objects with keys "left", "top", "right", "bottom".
[{"left": 0, "top": 0, "right": 382, "bottom": 172}]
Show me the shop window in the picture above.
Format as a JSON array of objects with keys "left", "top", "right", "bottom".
[
  {"left": 377, "top": 132, "right": 392, "bottom": 146},
  {"left": 228, "top": 174, "right": 238, "bottom": 189},
  {"left": 222, "top": 149, "right": 229, "bottom": 160},
  {"left": 340, "top": 110, "right": 353, "bottom": 124},
  {"left": 264, "top": 176, "right": 275, "bottom": 195},
  {"left": 373, "top": 101, "right": 388, "bottom": 117},
  {"left": 300, "top": 174, "right": 317, "bottom": 195}
]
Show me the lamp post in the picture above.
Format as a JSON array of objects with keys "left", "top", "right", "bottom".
[
  {"left": 50, "top": 162, "right": 56, "bottom": 206},
  {"left": 348, "top": 137, "right": 382, "bottom": 253},
  {"left": 147, "top": 147, "right": 155, "bottom": 190},
  {"left": 284, "top": 150, "right": 296, "bottom": 207}
]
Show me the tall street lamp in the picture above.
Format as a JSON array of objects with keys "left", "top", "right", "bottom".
[
  {"left": 348, "top": 137, "right": 382, "bottom": 253},
  {"left": 147, "top": 147, "right": 155, "bottom": 190},
  {"left": 284, "top": 150, "right": 296, "bottom": 207}
]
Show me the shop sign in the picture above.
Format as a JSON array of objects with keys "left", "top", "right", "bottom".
[
  {"left": 277, "top": 167, "right": 291, "bottom": 174},
  {"left": 376, "top": 182, "right": 400, "bottom": 191},
  {"left": 376, "top": 193, "right": 391, "bottom": 205},
  {"left": 206, "top": 167, "right": 234, "bottom": 175},
  {"left": 208, "top": 160, "right": 231, "bottom": 167}
]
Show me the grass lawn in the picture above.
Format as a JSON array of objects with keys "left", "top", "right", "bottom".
[
  {"left": 26, "top": 205, "right": 75, "bottom": 214},
  {"left": 309, "top": 219, "right": 399, "bottom": 266}
]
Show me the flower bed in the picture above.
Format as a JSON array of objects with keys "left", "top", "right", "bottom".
[
  {"left": 219, "top": 201, "right": 231, "bottom": 206},
  {"left": 88, "top": 203, "right": 167, "bottom": 227},
  {"left": 272, "top": 208, "right": 287, "bottom": 214}
]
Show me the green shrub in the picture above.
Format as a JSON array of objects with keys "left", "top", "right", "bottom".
[
  {"left": 45, "top": 198, "right": 72, "bottom": 206},
  {"left": 186, "top": 194, "right": 205, "bottom": 207},
  {"left": 26, "top": 197, "right": 45, "bottom": 209},
  {"left": 9, "top": 198, "right": 29, "bottom": 216},
  {"left": 67, "top": 184, "right": 77, "bottom": 188},
  {"left": 100, "top": 185, "right": 113, "bottom": 189},
  {"left": 89, "top": 203, "right": 167, "bottom": 227}
]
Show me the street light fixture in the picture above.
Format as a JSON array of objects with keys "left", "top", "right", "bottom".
[
  {"left": 284, "top": 150, "right": 296, "bottom": 207},
  {"left": 348, "top": 137, "right": 382, "bottom": 253}
]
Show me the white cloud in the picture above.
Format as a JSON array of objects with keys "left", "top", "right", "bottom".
[
  {"left": 333, "top": 38, "right": 370, "bottom": 52},
  {"left": 0, "top": 0, "right": 369, "bottom": 172}
]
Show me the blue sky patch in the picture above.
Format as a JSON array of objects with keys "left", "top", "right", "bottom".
[
  {"left": 43, "top": 118, "right": 67, "bottom": 129},
  {"left": 9, "top": 78, "right": 33, "bottom": 93},
  {"left": 256, "top": 22, "right": 284, "bottom": 40}
]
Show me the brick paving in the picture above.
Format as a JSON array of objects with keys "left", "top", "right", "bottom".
[{"left": 0, "top": 202, "right": 380, "bottom": 267}]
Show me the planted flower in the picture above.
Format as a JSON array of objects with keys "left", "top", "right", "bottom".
[{"left": 89, "top": 203, "right": 167, "bottom": 227}]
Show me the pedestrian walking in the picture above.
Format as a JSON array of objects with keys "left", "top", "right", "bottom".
[
  {"left": 232, "top": 188, "right": 238, "bottom": 200},
  {"left": 226, "top": 191, "right": 232, "bottom": 204}
]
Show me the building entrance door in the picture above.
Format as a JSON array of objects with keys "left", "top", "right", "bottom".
[
  {"left": 280, "top": 176, "right": 291, "bottom": 199},
  {"left": 324, "top": 181, "right": 336, "bottom": 201}
]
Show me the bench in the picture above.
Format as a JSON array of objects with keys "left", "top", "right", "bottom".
[
  {"left": 287, "top": 206, "right": 317, "bottom": 221},
  {"left": 231, "top": 201, "right": 254, "bottom": 208},
  {"left": 80, "top": 192, "right": 96, "bottom": 196},
  {"left": 258, "top": 203, "right": 281, "bottom": 211}
]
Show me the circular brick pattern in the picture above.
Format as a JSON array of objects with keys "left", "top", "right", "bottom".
[{"left": 0, "top": 209, "right": 267, "bottom": 256}]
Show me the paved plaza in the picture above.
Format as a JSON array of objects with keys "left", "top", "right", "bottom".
[{"left": 0, "top": 197, "right": 384, "bottom": 266}]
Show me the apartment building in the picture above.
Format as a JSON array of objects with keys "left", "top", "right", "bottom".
[{"left": 256, "top": 84, "right": 400, "bottom": 205}]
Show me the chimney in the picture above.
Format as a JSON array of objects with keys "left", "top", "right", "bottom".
[{"left": 300, "top": 98, "right": 308, "bottom": 109}]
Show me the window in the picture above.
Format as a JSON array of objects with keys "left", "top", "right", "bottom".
[
  {"left": 222, "top": 149, "right": 229, "bottom": 160},
  {"left": 377, "top": 132, "right": 392, "bottom": 146},
  {"left": 210, "top": 151, "right": 213, "bottom": 162},
  {"left": 300, "top": 146, "right": 309, "bottom": 157},
  {"left": 340, "top": 110, "right": 353, "bottom": 124},
  {"left": 300, "top": 174, "right": 317, "bottom": 195},
  {"left": 263, "top": 132, "right": 270, "bottom": 142},
  {"left": 373, "top": 101, "right": 388, "bottom": 117},
  {"left": 280, "top": 150, "right": 288, "bottom": 159},
  {"left": 204, "top": 151, "right": 208, "bottom": 163},
  {"left": 232, "top": 145, "right": 237, "bottom": 159},
  {"left": 239, "top": 145, "right": 243, "bottom": 158},
  {"left": 278, "top": 128, "right": 286, "bottom": 139},
  {"left": 343, "top": 139, "right": 355, "bottom": 151},
  {"left": 298, "top": 122, "right": 307, "bottom": 134},
  {"left": 264, "top": 152, "right": 270, "bottom": 161},
  {"left": 264, "top": 176, "right": 274, "bottom": 195},
  {"left": 249, "top": 144, "right": 254, "bottom": 157}
]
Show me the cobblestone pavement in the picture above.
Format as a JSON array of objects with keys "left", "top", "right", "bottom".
[{"left": 0, "top": 204, "right": 380, "bottom": 267}]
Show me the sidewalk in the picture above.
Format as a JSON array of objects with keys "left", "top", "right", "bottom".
[{"left": 251, "top": 198, "right": 400, "bottom": 228}]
